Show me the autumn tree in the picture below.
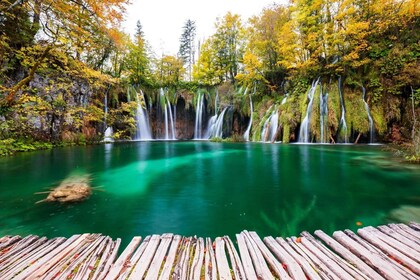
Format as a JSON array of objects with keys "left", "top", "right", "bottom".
[
  {"left": 155, "top": 55, "right": 185, "bottom": 86},
  {"left": 179, "top": 19, "right": 196, "bottom": 81}
]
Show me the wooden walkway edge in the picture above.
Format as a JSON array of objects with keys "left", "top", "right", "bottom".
[{"left": 0, "top": 223, "right": 419, "bottom": 279}]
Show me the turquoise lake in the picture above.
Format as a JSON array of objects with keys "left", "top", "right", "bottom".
[{"left": 0, "top": 142, "right": 419, "bottom": 244}]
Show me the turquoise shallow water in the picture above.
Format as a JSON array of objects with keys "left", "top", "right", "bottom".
[{"left": 0, "top": 142, "right": 419, "bottom": 244}]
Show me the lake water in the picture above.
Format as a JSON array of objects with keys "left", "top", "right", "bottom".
[{"left": 0, "top": 142, "right": 419, "bottom": 244}]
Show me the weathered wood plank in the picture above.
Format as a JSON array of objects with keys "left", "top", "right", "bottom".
[
  {"left": 0, "top": 235, "right": 39, "bottom": 263},
  {"left": 204, "top": 237, "right": 217, "bottom": 280},
  {"left": 156, "top": 234, "right": 180, "bottom": 280},
  {"left": 236, "top": 233, "right": 258, "bottom": 280},
  {"left": 393, "top": 224, "right": 420, "bottom": 241},
  {"left": 333, "top": 230, "right": 407, "bottom": 280},
  {"left": 173, "top": 237, "right": 192, "bottom": 280},
  {"left": 143, "top": 233, "right": 173, "bottom": 280},
  {"left": 248, "top": 231, "right": 292, "bottom": 279},
  {"left": 275, "top": 237, "right": 322, "bottom": 280},
  {"left": 128, "top": 234, "right": 161, "bottom": 279},
  {"left": 214, "top": 237, "right": 232, "bottom": 280},
  {"left": 366, "top": 226, "right": 420, "bottom": 259},
  {"left": 190, "top": 237, "right": 204, "bottom": 280},
  {"left": 106, "top": 236, "right": 142, "bottom": 280},
  {"left": 314, "top": 230, "right": 384, "bottom": 280},
  {"left": 264, "top": 236, "right": 306, "bottom": 280},
  {"left": 95, "top": 238, "right": 121, "bottom": 280},
  {"left": 224, "top": 235, "right": 245, "bottom": 280},
  {"left": 345, "top": 229, "right": 417, "bottom": 279},
  {"left": 300, "top": 231, "right": 367, "bottom": 280},
  {"left": 242, "top": 231, "right": 274, "bottom": 280},
  {"left": 0, "top": 236, "right": 21, "bottom": 251},
  {"left": 117, "top": 235, "right": 150, "bottom": 279},
  {"left": 379, "top": 225, "right": 420, "bottom": 249},
  {"left": 73, "top": 236, "right": 109, "bottom": 280},
  {"left": 358, "top": 227, "right": 420, "bottom": 275},
  {"left": 13, "top": 234, "right": 81, "bottom": 280},
  {"left": 288, "top": 236, "right": 341, "bottom": 280}
]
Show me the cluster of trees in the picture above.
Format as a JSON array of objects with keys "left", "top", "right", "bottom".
[{"left": 0, "top": 0, "right": 418, "bottom": 154}]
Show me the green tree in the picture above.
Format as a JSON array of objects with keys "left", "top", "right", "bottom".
[{"left": 179, "top": 19, "right": 196, "bottom": 81}]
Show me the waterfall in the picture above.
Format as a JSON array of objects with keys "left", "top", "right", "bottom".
[
  {"left": 319, "top": 85, "right": 328, "bottom": 143},
  {"left": 194, "top": 92, "right": 205, "bottom": 139},
  {"left": 134, "top": 89, "right": 152, "bottom": 140},
  {"left": 362, "top": 85, "right": 374, "bottom": 143},
  {"left": 104, "top": 127, "right": 114, "bottom": 142},
  {"left": 299, "top": 78, "right": 320, "bottom": 143},
  {"left": 338, "top": 76, "right": 348, "bottom": 143},
  {"left": 103, "top": 92, "right": 113, "bottom": 141},
  {"left": 206, "top": 107, "right": 228, "bottom": 139},
  {"left": 243, "top": 95, "right": 253, "bottom": 141},
  {"left": 261, "top": 108, "right": 279, "bottom": 142},
  {"left": 159, "top": 88, "right": 176, "bottom": 140}
]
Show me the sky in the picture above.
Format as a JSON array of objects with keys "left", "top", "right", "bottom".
[{"left": 123, "top": 0, "right": 287, "bottom": 56}]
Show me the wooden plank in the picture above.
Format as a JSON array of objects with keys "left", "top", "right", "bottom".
[
  {"left": 47, "top": 234, "right": 103, "bottom": 280},
  {"left": 300, "top": 232, "right": 367, "bottom": 280},
  {"left": 264, "top": 236, "right": 307, "bottom": 280},
  {"left": 158, "top": 235, "right": 181, "bottom": 280},
  {"left": 0, "top": 237, "right": 47, "bottom": 275},
  {"left": 379, "top": 225, "right": 420, "bottom": 249},
  {"left": 236, "top": 233, "right": 257, "bottom": 280},
  {"left": 144, "top": 233, "right": 173, "bottom": 280},
  {"left": 0, "top": 235, "right": 39, "bottom": 262},
  {"left": 409, "top": 222, "right": 420, "bottom": 232},
  {"left": 13, "top": 234, "right": 81, "bottom": 280},
  {"left": 333, "top": 230, "right": 407, "bottom": 280},
  {"left": 189, "top": 237, "right": 204, "bottom": 280},
  {"left": 364, "top": 226, "right": 420, "bottom": 260},
  {"left": 242, "top": 231, "right": 274, "bottom": 280},
  {"left": 204, "top": 237, "right": 217, "bottom": 280},
  {"left": 288, "top": 236, "right": 341, "bottom": 280},
  {"left": 214, "top": 237, "right": 232, "bottom": 280},
  {"left": 248, "top": 231, "right": 292, "bottom": 279},
  {"left": 173, "top": 237, "right": 192, "bottom": 280},
  {"left": 358, "top": 227, "right": 420, "bottom": 275},
  {"left": 393, "top": 224, "right": 420, "bottom": 241},
  {"left": 128, "top": 234, "right": 161, "bottom": 279},
  {"left": 276, "top": 237, "right": 322, "bottom": 280},
  {"left": 117, "top": 235, "right": 150, "bottom": 279},
  {"left": 345, "top": 229, "right": 417, "bottom": 279},
  {"left": 95, "top": 238, "right": 121, "bottom": 280},
  {"left": 314, "top": 230, "right": 385, "bottom": 280},
  {"left": 89, "top": 237, "right": 114, "bottom": 280},
  {"left": 74, "top": 236, "right": 110, "bottom": 280},
  {"left": 0, "top": 236, "right": 21, "bottom": 251},
  {"left": 107, "top": 236, "right": 142, "bottom": 280},
  {"left": 72, "top": 235, "right": 109, "bottom": 280},
  {"left": 223, "top": 236, "right": 245, "bottom": 280}
]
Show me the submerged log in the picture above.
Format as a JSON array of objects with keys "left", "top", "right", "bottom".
[{"left": 36, "top": 174, "right": 92, "bottom": 203}]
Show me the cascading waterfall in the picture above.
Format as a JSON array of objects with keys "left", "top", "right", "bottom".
[
  {"left": 362, "top": 85, "right": 374, "bottom": 143},
  {"left": 299, "top": 78, "right": 320, "bottom": 143},
  {"left": 134, "top": 89, "right": 152, "bottom": 140},
  {"left": 338, "top": 76, "right": 348, "bottom": 143},
  {"left": 194, "top": 92, "right": 205, "bottom": 139},
  {"left": 261, "top": 107, "right": 279, "bottom": 142},
  {"left": 159, "top": 88, "right": 176, "bottom": 140},
  {"left": 319, "top": 85, "right": 328, "bottom": 143},
  {"left": 243, "top": 95, "right": 253, "bottom": 141},
  {"left": 206, "top": 107, "right": 228, "bottom": 139},
  {"left": 103, "top": 92, "right": 113, "bottom": 142}
]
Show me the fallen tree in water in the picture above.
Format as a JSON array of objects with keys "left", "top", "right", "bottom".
[{"left": 36, "top": 173, "right": 92, "bottom": 203}]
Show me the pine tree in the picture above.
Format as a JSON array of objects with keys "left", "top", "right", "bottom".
[{"left": 179, "top": 19, "right": 196, "bottom": 81}]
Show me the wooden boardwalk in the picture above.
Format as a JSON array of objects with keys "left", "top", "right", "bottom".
[{"left": 0, "top": 223, "right": 419, "bottom": 279}]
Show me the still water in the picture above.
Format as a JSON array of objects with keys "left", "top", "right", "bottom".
[{"left": 0, "top": 142, "right": 419, "bottom": 244}]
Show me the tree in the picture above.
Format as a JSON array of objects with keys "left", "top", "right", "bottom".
[
  {"left": 179, "top": 19, "right": 196, "bottom": 81},
  {"left": 125, "top": 19, "right": 151, "bottom": 86},
  {"left": 155, "top": 55, "right": 185, "bottom": 86}
]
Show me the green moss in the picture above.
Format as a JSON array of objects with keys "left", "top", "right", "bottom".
[{"left": 282, "top": 124, "right": 290, "bottom": 143}]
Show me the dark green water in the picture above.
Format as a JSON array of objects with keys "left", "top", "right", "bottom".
[{"left": 1, "top": 142, "right": 419, "bottom": 244}]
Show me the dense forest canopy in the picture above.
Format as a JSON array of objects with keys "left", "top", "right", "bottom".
[{"left": 0, "top": 0, "right": 419, "bottom": 156}]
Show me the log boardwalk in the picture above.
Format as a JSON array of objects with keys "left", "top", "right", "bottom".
[{"left": 0, "top": 223, "right": 419, "bottom": 279}]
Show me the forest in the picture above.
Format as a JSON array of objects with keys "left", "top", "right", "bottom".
[{"left": 0, "top": 0, "right": 419, "bottom": 158}]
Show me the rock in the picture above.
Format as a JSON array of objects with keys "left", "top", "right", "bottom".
[{"left": 36, "top": 174, "right": 92, "bottom": 203}]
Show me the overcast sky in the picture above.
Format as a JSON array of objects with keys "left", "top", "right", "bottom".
[{"left": 123, "top": 0, "right": 287, "bottom": 56}]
